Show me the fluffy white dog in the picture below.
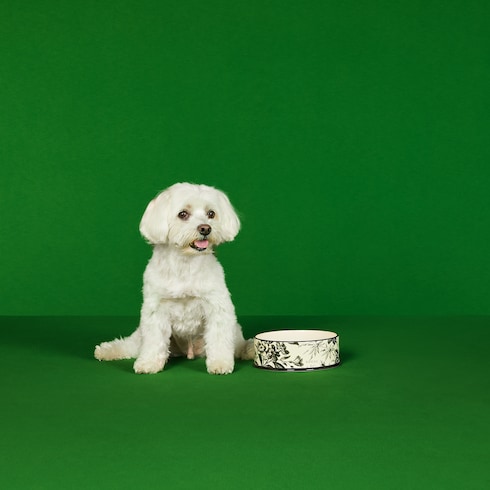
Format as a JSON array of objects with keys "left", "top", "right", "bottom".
[{"left": 94, "top": 183, "right": 253, "bottom": 374}]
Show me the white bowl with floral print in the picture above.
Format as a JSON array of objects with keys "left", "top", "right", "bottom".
[{"left": 254, "top": 330, "right": 340, "bottom": 371}]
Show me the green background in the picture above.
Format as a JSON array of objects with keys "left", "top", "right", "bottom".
[
  {"left": 1, "top": 0, "right": 489, "bottom": 316},
  {"left": 1, "top": 316, "right": 489, "bottom": 490}
]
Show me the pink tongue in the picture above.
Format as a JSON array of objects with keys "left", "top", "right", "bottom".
[{"left": 194, "top": 240, "right": 209, "bottom": 249}]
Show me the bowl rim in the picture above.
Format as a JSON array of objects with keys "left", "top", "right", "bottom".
[{"left": 254, "top": 329, "right": 338, "bottom": 343}]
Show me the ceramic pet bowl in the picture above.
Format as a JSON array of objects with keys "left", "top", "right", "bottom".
[{"left": 254, "top": 330, "right": 340, "bottom": 371}]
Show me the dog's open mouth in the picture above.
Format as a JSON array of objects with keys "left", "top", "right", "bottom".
[{"left": 190, "top": 240, "right": 209, "bottom": 252}]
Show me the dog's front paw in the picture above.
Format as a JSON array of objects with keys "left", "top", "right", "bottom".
[
  {"left": 133, "top": 357, "right": 166, "bottom": 374},
  {"left": 206, "top": 359, "right": 234, "bottom": 375}
]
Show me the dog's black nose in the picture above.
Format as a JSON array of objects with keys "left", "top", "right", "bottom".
[{"left": 198, "top": 224, "right": 211, "bottom": 236}]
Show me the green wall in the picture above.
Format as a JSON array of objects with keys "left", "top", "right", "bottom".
[{"left": 1, "top": 0, "right": 489, "bottom": 316}]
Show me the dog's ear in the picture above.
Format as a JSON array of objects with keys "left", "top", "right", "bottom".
[
  {"left": 217, "top": 190, "right": 241, "bottom": 242},
  {"left": 139, "top": 190, "right": 171, "bottom": 244}
]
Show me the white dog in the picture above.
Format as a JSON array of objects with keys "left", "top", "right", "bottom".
[{"left": 94, "top": 183, "right": 253, "bottom": 374}]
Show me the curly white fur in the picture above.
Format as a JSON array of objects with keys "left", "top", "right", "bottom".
[{"left": 94, "top": 183, "right": 253, "bottom": 374}]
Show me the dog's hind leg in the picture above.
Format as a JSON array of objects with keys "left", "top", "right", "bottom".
[
  {"left": 94, "top": 329, "right": 141, "bottom": 361},
  {"left": 235, "top": 338, "right": 254, "bottom": 360},
  {"left": 233, "top": 325, "right": 255, "bottom": 360}
]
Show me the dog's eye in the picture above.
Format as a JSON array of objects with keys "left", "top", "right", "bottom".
[
  {"left": 178, "top": 210, "right": 190, "bottom": 220},
  {"left": 207, "top": 210, "right": 215, "bottom": 219}
]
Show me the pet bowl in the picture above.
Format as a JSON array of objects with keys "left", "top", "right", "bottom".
[{"left": 254, "top": 330, "right": 340, "bottom": 371}]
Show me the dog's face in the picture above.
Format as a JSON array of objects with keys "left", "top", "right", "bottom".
[{"left": 139, "top": 183, "right": 240, "bottom": 253}]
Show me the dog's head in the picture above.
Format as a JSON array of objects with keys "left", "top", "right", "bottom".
[{"left": 139, "top": 183, "right": 240, "bottom": 253}]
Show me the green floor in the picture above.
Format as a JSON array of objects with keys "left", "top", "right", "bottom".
[{"left": 1, "top": 316, "right": 488, "bottom": 489}]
